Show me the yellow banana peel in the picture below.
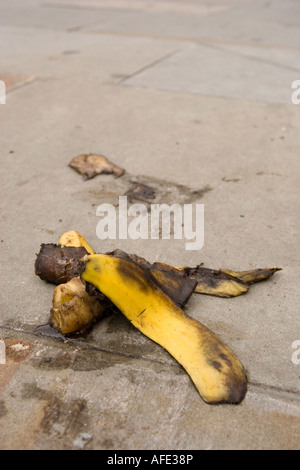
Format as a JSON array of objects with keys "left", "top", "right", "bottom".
[
  {"left": 34, "top": 230, "right": 282, "bottom": 404},
  {"left": 81, "top": 253, "right": 247, "bottom": 404}
]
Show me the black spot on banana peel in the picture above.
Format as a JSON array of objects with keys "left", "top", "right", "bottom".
[
  {"left": 81, "top": 254, "right": 248, "bottom": 404},
  {"left": 150, "top": 269, "right": 196, "bottom": 308}
]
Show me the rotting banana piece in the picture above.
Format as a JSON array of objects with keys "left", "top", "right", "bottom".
[
  {"left": 177, "top": 265, "right": 281, "bottom": 298},
  {"left": 59, "top": 230, "right": 95, "bottom": 254},
  {"left": 35, "top": 244, "right": 197, "bottom": 307},
  {"left": 126, "top": 257, "right": 281, "bottom": 298},
  {"left": 35, "top": 242, "right": 281, "bottom": 299},
  {"left": 35, "top": 244, "right": 88, "bottom": 285},
  {"left": 51, "top": 277, "right": 109, "bottom": 334},
  {"left": 220, "top": 267, "right": 282, "bottom": 285},
  {"left": 69, "top": 154, "right": 125, "bottom": 180},
  {"left": 181, "top": 266, "right": 249, "bottom": 298},
  {"left": 81, "top": 254, "right": 247, "bottom": 404},
  {"left": 51, "top": 231, "right": 108, "bottom": 334}
]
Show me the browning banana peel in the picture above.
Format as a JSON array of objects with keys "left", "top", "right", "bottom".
[
  {"left": 220, "top": 267, "right": 282, "bottom": 285},
  {"left": 51, "top": 277, "right": 108, "bottom": 334},
  {"left": 59, "top": 230, "right": 95, "bottom": 254},
  {"left": 81, "top": 254, "right": 247, "bottom": 404},
  {"left": 50, "top": 231, "right": 109, "bottom": 334},
  {"left": 109, "top": 249, "right": 197, "bottom": 307},
  {"left": 36, "top": 237, "right": 280, "bottom": 299},
  {"left": 35, "top": 244, "right": 88, "bottom": 285},
  {"left": 179, "top": 265, "right": 281, "bottom": 298},
  {"left": 69, "top": 154, "right": 125, "bottom": 180}
]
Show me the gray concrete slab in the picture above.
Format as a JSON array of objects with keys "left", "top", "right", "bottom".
[
  {"left": 123, "top": 42, "right": 300, "bottom": 104},
  {"left": 0, "top": 26, "right": 182, "bottom": 83},
  {"left": 75, "top": 0, "right": 300, "bottom": 48},
  {"left": 0, "top": 0, "right": 101, "bottom": 30},
  {"left": 1, "top": 0, "right": 300, "bottom": 450},
  {"left": 1, "top": 329, "right": 300, "bottom": 450}
]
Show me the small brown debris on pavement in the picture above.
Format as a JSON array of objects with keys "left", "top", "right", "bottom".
[{"left": 69, "top": 154, "right": 125, "bottom": 179}]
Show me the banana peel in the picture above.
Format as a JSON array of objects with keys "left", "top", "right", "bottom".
[
  {"left": 47, "top": 246, "right": 197, "bottom": 335},
  {"left": 81, "top": 253, "right": 247, "bottom": 404},
  {"left": 35, "top": 242, "right": 280, "bottom": 298},
  {"left": 35, "top": 231, "right": 281, "bottom": 404},
  {"left": 220, "top": 267, "right": 281, "bottom": 285},
  {"left": 99, "top": 250, "right": 281, "bottom": 300},
  {"left": 108, "top": 249, "right": 197, "bottom": 308},
  {"left": 59, "top": 230, "right": 95, "bottom": 254},
  {"left": 179, "top": 265, "right": 281, "bottom": 298},
  {"left": 51, "top": 276, "right": 109, "bottom": 334},
  {"left": 48, "top": 231, "right": 109, "bottom": 333},
  {"left": 35, "top": 237, "right": 280, "bottom": 300},
  {"left": 35, "top": 232, "right": 281, "bottom": 340}
]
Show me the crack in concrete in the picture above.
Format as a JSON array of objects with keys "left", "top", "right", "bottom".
[
  {"left": 201, "top": 41, "right": 300, "bottom": 74},
  {"left": 116, "top": 48, "right": 181, "bottom": 85}
]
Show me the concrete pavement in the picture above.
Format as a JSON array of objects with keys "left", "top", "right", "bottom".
[{"left": 0, "top": 0, "right": 300, "bottom": 450}]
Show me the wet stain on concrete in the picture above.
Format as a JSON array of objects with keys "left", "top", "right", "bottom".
[
  {"left": 41, "top": 395, "right": 87, "bottom": 435},
  {"left": 105, "top": 311, "right": 135, "bottom": 335},
  {"left": 77, "top": 173, "right": 212, "bottom": 208},
  {"left": 0, "top": 399, "right": 8, "bottom": 418},
  {"left": 34, "top": 324, "right": 66, "bottom": 342},
  {"left": 30, "top": 343, "right": 133, "bottom": 372},
  {"left": 0, "top": 337, "right": 35, "bottom": 395},
  {"left": 125, "top": 181, "right": 156, "bottom": 204},
  {"left": 79, "top": 173, "right": 212, "bottom": 239},
  {"left": 100, "top": 437, "right": 115, "bottom": 449},
  {"left": 21, "top": 383, "right": 91, "bottom": 448},
  {"left": 5, "top": 338, "right": 35, "bottom": 362},
  {"left": 126, "top": 175, "right": 212, "bottom": 206}
]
